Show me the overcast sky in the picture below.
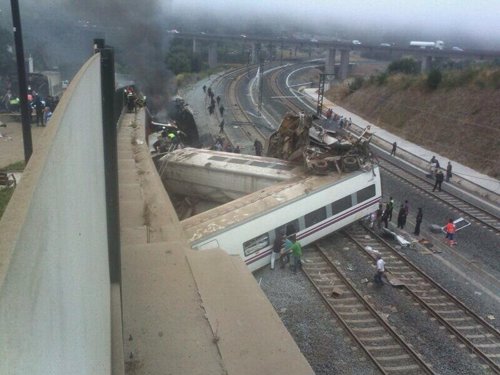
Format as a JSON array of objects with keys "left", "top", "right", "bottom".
[{"left": 171, "top": 0, "right": 500, "bottom": 44}]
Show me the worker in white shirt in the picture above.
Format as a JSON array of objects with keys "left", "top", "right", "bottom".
[{"left": 374, "top": 254, "right": 385, "bottom": 285}]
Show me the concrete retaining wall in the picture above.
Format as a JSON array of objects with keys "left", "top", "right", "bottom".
[{"left": 0, "top": 55, "right": 110, "bottom": 374}]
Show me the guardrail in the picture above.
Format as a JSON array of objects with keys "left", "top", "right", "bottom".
[{"left": 358, "top": 124, "right": 500, "bottom": 205}]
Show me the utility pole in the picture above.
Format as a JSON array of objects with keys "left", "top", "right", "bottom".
[
  {"left": 10, "top": 0, "right": 32, "bottom": 163},
  {"left": 258, "top": 49, "right": 264, "bottom": 114},
  {"left": 316, "top": 73, "right": 335, "bottom": 116}
]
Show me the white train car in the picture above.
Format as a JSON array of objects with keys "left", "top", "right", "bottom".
[
  {"left": 181, "top": 166, "right": 381, "bottom": 271},
  {"left": 159, "top": 147, "right": 301, "bottom": 202}
]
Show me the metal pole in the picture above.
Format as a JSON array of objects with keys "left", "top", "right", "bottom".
[
  {"left": 317, "top": 74, "right": 325, "bottom": 116},
  {"left": 258, "top": 55, "right": 263, "bottom": 113},
  {"left": 10, "top": 0, "right": 32, "bottom": 163},
  {"left": 100, "top": 46, "right": 121, "bottom": 284}
]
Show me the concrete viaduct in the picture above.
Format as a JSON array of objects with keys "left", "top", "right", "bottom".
[{"left": 174, "top": 32, "right": 500, "bottom": 80}]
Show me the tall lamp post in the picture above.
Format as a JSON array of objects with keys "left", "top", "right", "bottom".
[{"left": 10, "top": 0, "right": 32, "bottom": 163}]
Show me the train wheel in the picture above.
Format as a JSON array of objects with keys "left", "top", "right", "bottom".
[{"left": 342, "top": 156, "right": 358, "bottom": 171}]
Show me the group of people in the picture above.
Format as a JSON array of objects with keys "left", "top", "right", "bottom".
[
  {"left": 204, "top": 85, "right": 224, "bottom": 118},
  {"left": 372, "top": 197, "right": 427, "bottom": 236},
  {"left": 429, "top": 156, "right": 453, "bottom": 192},
  {"left": 323, "top": 108, "right": 352, "bottom": 130},
  {"left": 2, "top": 87, "right": 60, "bottom": 128},
  {"left": 210, "top": 136, "right": 240, "bottom": 153},
  {"left": 124, "top": 87, "right": 137, "bottom": 114},
  {"left": 152, "top": 127, "right": 185, "bottom": 153},
  {"left": 30, "top": 92, "right": 58, "bottom": 127},
  {"left": 375, "top": 215, "right": 457, "bottom": 285},
  {"left": 389, "top": 144, "right": 454, "bottom": 190},
  {"left": 271, "top": 231, "right": 302, "bottom": 273}
]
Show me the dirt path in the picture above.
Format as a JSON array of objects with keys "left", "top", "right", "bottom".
[{"left": 0, "top": 114, "right": 45, "bottom": 169}]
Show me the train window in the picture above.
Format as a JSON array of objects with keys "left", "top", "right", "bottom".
[
  {"left": 243, "top": 233, "right": 270, "bottom": 256},
  {"left": 228, "top": 158, "right": 248, "bottom": 164},
  {"left": 208, "top": 156, "right": 228, "bottom": 161},
  {"left": 249, "top": 161, "right": 271, "bottom": 168},
  {"left": 356, "top": 184, "right": 376, "bottom": 203},
  {"left": 305, "top": 207, "right": 327, "bottom": 228},
  {"left": 331, "top": 195, "right": 352, "bottom": 215},
  {"left": 270, "top": 164, "right": 295, "bottom": 171},
  {"left": 285, "top": 220, "right": 299, "bottom": 236}
]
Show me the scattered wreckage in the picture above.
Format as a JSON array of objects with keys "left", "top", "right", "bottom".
[{"left": 265, "top": 111, "right": 376, "bottom": 175}]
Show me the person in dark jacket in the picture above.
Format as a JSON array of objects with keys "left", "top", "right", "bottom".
[
  {"left": 381, "top": 204, "right": 390, "bottom": 229},
  {"left": 397, "top": 204, "right": 407, "bottom": 229},
  {"left": 33, "top": 96, "right": 45, "bottom": 126},
  {"left": 387, "top": 197, "right": 394, "bottom": 221},
  {"left": 446, "top": 161, "right": 453, "bottom": 182},
  {"left": 390, "top": 141, "right": 397, "bottom": 156},
  {"left": 414, "top": 208, "right": 423, "bottom": 236},
  {"left": 433, "top": 170, "right": 444, "bottom": 191},
  {"left": 254, "top": 139, "right": 263, "bottom": 156},
  {"left": 271, "top": 231, "right": 285, "bottom": 270}
]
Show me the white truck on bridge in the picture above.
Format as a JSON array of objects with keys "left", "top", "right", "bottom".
[{"left": 409, "top": 40, "right": 444, "bottom": 50}]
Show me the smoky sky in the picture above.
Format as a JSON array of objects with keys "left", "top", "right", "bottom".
[
  {"left": 0, "top": 0, "right": 498, "bottom": 100},
  {"left": 172, "top": 0, "right": 500, "bottom": 46},
  {"left": 0, "top": 0, "right": 172, "bottom": 99}
]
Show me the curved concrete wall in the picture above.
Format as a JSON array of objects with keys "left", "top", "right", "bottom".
[{"left": 0, "top": 55, "right": 110, "bottom": 374}]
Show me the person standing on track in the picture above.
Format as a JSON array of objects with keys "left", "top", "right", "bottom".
[
  {"left": 446, "top": 161, "right": 453, "bottom": 183},
  {"left": 254, "top": 139, "right": 263, "bottom": 156},
  {"left": 387, "top": 197, "right": 394, "bottom": 221},
  {"left": 414, "top": 208, "right": 423, "bottom": 236},
  {"left": 381, "top": 203, "right": 390, "bottom": 229},
  {"left": 390, "top": 141, "right": 397, "bottom": 156},
  {"left": 271, "top": 231, "right": 285, "bottom": 270},
  {"left": 374, "top": 254, "right": 385, "bottom": 285},
  {"left": 445, "top": 218, "right": 456, "bottom": 246},
  {"left": 290, "top": 235, "right": 303, "bottom": 273},
  {"left": 433, "top": 170, "right": 444, "bottom": 192},
  {"left": 397, "top": 204, "right": 407, "bottom": 229}
]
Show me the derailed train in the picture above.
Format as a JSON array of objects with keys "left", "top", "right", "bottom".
[{"left": 158, "top": 148, "right": 381, "bottom": 272}]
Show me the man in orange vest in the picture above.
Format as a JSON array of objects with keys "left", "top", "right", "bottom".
[{"left": 445, "top": 218, "right": 456, "bottom": 246}]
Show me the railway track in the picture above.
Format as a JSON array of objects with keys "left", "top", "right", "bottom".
[
  {"left": 223, "top": 66, "right": 269, "bottom": 146},
  {"left": 377, "top": 157, "right": 500, "bottom": 234},
  {"left": 265, "top": 63, "right": 500, "bottom": 234},
  {"left": 302, "top": 244, "right": 435, "bottom": 374},
  {"left": 343, "top": 223, "right": 500, "bottom": 374}
]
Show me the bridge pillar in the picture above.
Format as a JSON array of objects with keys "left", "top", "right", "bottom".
[
  {"left": 339, "top": 49, "right": 350, "bottom": 81},
  {"left": 421, "top": 55, "right": 432, "bottom": 72},
  {"left": 208, "top": 43, "right": 217, "bottom": 68},
  {"left": 192, "top": 37, "right": 198, "bottom": 54},
  {"left": 325, "top": 48, "right": 336, "bottom": 77}
]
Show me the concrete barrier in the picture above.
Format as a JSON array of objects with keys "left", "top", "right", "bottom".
[{"left": 0, "top": 55, "right": 111, "bottom": 375}]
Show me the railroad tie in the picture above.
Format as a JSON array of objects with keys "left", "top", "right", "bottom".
[
  {"left": 364, "top": 344, "right": 400, "bottom": 350},
  {"left": 376, "top": 354, "right": 411, "bottom": 361}
]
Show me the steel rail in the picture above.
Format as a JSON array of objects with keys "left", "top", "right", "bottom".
[
  {"left": 302, "top": 244, "right": 435, "bottom": 375},
  {"left": 344, "top": 224, "right": 500, "bottom": 373}
]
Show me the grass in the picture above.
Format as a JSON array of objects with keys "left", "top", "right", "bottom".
[
  {"left": 0, "top": 187, "right": 15, "bottom": 219},
  {"left": 1, "top": 160, "right": 25, "bottom": 172}
]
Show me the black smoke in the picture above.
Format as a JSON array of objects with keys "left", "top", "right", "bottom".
[{"left": 0, "top": 0, "right": 174, "bottom": 109}]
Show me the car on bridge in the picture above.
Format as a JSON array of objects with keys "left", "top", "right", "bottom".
[{"left": 352, "top": 40, "right": 362, "bottom": 45}]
